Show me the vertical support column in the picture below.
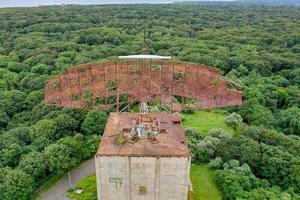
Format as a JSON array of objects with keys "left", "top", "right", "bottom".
[
  {"left": 182, "top": 63, "right": 187, "bottom": 110},
  {"left": 128, "top": 157, "right": 131, "bottom": 200},
  {"left": 90, "top": 67, "right": 96, "bottom": 107},
  {"left": 159, "top": 61, "right": 162, "bottom": 109},
  {"left": 104, "top": 63, "right": 107, "bottom": 109},
  {"left": 195, "top": 64, "right": 200, "bottom": 108},
  {"left": 155, "top": 157, "right": 160, "bottom": 200},
  {"left": 126, "top": 60, "right": 131, "bottom": 109},
  {"left": 77, "top": 70, "right": 82, "bottom": 107},
  {"left": 184, "top": 157, "right": 192, "bottom": 200},
  {"left": 95, "top": 156, "right": 102, "bottom": 200},
  {"left": 116, "top": 62, "right": 120, "bottom": 112},
  {"left": 59, "top": 76, "right": 63, "bottom": 106},
  {"left": 138, "top": 60, "right": 141, "bottom": 102},
  {"left": 170, "top": 62, "right": 174, "bottom": 112}
]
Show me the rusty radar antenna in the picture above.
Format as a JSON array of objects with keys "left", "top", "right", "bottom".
[
  {"left": 45, "top": 58, "right": 243, "bottom": 111},
  {"left": 44, "top": 27, "right": 242, "bottom": 143}
]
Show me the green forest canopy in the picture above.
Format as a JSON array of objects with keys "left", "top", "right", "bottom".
[{"left": 0, "top": 3, "right": 299, "bottom": 200}]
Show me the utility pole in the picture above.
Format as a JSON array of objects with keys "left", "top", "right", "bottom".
[{"left": 68, "top": 171, "right": 72, "bottom": 187}]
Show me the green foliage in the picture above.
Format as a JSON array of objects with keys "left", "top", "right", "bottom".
[
  {"left": 225, "top": 112, "right": 243, "bottom": 130},
  {"left": 0, "top": 144, "right": 27, "bottom": 167},
  {"left": 68, "top": 175, "right": 97, "bottom": 200},
  {"left": 189, "top": 165, "right": 222, "bottom": 200},
  {"left": 185, "top": 128, "right": 203, "bottom": 162},
  {"left": 53, "top": 114, "right": 78, "bottom": 137},
  {"left": 213, "top": 125, "right": 300, "bottom": 195},
  {"left": 0, "top": 90, "right": 26, "bottom": 117},
  {"left": 81, "top": 110, "right": 108, "bottom": 135},
  {"left": 239, "top": 99, "right": 274, "bottom": 127},
  {"left": 0, "top": 132, "right": 20, "bottom": 150},
  {"left": 277, "top": 106, "right": 300, "bottom": 136},
  {"left": 18, "top": 151, "right": 47, "bottom": 183},
  {"left": 44, "top": 136, "right": 83, "bottom": 173},
  {"left": 73, "top": 134, "right": 100, "bottom": 160},
  {"left": 182, "top": 110, "right": 234, "bottom": 136},
  {"left": 208, "top": 157, "right": 223, "bottom": 169},
  {"left": 24, "top": 90, "right": 44, "bottom": 109},
  {"left": 0, "top": 168, "right": 34, "bottom": 200},
  {"left": 29, "top": 119, "right": 58, "bottom": 141},
  {"left": 196, "top": 129, "right": 230, "bottom": 163},
  {"left": 0, "top": 112, "right": 9, "bottom": 128},
  {"left": 0, "top": 3, "right": 299, "bottom": 199}
]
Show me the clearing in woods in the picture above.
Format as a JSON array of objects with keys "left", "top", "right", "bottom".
[{"left": 182, "top": 110, "right": 234, "bottom": 136}]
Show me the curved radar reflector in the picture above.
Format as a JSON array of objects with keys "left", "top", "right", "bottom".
[
  {"left": 45, "top": 60, "right": 242, "bottom": 112},
  {"left": 119, "top": 54, "right": 171, "bottom": 60}
]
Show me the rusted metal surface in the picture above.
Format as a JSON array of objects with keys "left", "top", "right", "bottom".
[
  {"left": 97, "top": 112, "right": 189, "bottom": 157},
  {"left": 45, "top": 60, "right": 242, "bottom": 112}
]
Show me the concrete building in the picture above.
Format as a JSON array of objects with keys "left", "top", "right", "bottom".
[{"left": 95, "top": 112, "right": 191, "bottom": 200}]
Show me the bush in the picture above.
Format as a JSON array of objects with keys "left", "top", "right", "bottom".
[
  {"left": 225, "top": 112, "right": 243, "bottom": 130},
  {"left": 208, "top": 129, "right": 230, "bottom": 139},
  {"left": 81, "top": 110, "right": 108, "bottom": 135},
  {"left": 208, "top": 157, "right": 223, "bottom": 169},
  {"left": 185, "top": 128, "right": 203, "bottom": 162}
]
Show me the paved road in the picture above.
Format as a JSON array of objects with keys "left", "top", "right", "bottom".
[{"left": 39, "top": 158, "right": 96, "bottom": 200}]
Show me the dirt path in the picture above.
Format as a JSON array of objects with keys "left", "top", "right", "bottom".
[{"left": 39, "top": 158, "right": 95, "bottom": 200}]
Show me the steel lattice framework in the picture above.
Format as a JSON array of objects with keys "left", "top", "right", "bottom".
[{"left": 45, "top": 60, "right": 242, "bottom": 111}]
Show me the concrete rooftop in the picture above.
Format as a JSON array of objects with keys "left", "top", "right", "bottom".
[{"left": 97, "top": 112, "right": 190, "bottom": 157}]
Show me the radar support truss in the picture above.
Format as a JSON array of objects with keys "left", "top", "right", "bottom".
[{"left": 45, "top": 60, "right": 242, "bottom": 112}]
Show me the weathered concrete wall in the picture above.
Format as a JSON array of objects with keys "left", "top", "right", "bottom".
[{"left": 95, "top": 156, "right": 190, "bottom": 200}]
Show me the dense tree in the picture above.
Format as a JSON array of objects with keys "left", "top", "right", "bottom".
[
  {"left": 0, "top": 168, "right": 34, "bottom": 200},
  {"left": 0, "top": 90, "right": 26, "bottom": 117},
  {"left": 0, "top": 144, "right": 27, "bottom": 167},
  {"left": 44, "top": 136, "right": 83, "bottom": 172},
  {"left": 277, "top": 106, "right": 300, "bottom": 136},
  {"left": 239, "top": 99, "right": 274, "bottom": 127},
  {"left": 53, "top": 114, "right": 78, "bottom": 137},
  {"left": 185, "top": 128, "right": 203, "bottom": 161},
  {"left": 81, "top": 110, "right": 108, "bottom": 135},
  {"left": 29, "top": 119, "right": 58, "bottom": 141},
  {"left": 18, "top": 151, "right": 47, "bottom": 183},
  {"left": 225, "top": 112, "right": 243, "bottom": 130}
]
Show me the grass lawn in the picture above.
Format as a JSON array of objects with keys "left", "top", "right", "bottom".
[
  {"left": 182, "top": 110, "right": 234, "bottom": 136},
  {"left": 189, "top": 165, "right": 222, "bottom": 200},
  {"left": 68, "top": 175, "right": 97, "bottom": 200},
  {"left": 67, "top": 165, "right": 221, "bottom": 200}
]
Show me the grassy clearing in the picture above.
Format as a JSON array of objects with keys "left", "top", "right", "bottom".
[
  {"left": 189, "top": 165, "right": 222, "bottom": 200},
  {"left": 182, "top": 110, "right": 233, "bottom": 136},
  {"left": 68, "top": 175, "right": 97, "bottom": 200}
]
